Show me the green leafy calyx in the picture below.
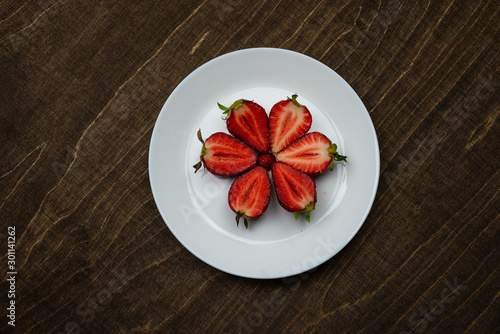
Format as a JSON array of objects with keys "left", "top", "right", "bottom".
[
  {"left": 288, "top": 94, "right": 303, "bottom": 107},
  {"left": 193, "top": 129, "right": 207, "bottom": 173},
  {"left": 294, "top": 201, "right": 316, "bottom": 223},
  {"left": 328, "top": 142, "right": 347, "bottom": 171},
  {"left": 236, "top": 212, "right": 250, "bottom": 229},
  {"left": 218, "top": 99, "right": 252, "bottom": 120}
]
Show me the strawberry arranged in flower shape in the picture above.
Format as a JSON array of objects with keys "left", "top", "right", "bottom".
[
  {"left": 193, "top": 130, "right": 257, "bottom": 176},
  {"left": 228, "top": 167, "right": 271, "bottom": 229},
  {"left": 219, "top": 99, "right": 270, "bottom": 153},
  {"left": 194, "top": 95, "right": 346, "bottom": 228},
  {"left": 276, "top": 132, "right": 347, "bottom": 174},
  {"left": 269, "top": 94, "right": 312, "bottom": 153},
  {"left": 272, "top": 162, "right": 316, "bottom": 222}
]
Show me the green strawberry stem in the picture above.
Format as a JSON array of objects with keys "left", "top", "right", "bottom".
[
  {"left": 193, "top": 129, "right": 206, "bottom": 173},
  {"left": 217, "top": 102, "right": 229, "bottom": 111},
  {"left": 218, "top": 99, "right": 252, "bottom": 120},
  {"left": 328, "top": 142, "right": 347, "bottom": 171},
  {"left": 288, "top": 94, "right": 303, "bottom": 107},
  {"left": 218, "top": 102, "right": 230, "bottom": 120},
  {"left": 235, "top": 212, "right": 250, "bottom": 229},
  {"left": 197, "top": 128, "right": 205, "bottom": 144},
  {"left": 294, "top": 201, "right": 316, "bottom": 223},
  {"left": 192, "top": 161, "right": 203, "bottom": 173}
]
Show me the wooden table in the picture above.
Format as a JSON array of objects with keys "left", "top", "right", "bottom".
[{"left": 1, "top": 0, "right": 498, "bottom": 333}]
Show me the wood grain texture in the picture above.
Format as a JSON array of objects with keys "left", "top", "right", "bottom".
[{"left": 1, "top": 0, "right": 498, "bottom": 333}]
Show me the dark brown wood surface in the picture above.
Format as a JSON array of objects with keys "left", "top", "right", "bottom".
[{"left": 1, "top": 0, "right": 499, "bottom": 333}]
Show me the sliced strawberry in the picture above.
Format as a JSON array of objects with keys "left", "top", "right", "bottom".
[
  {"left": 269, "top": 94, "right": 312, "bottom": 153},
  {"left": 276, "top": 132, "right": 347, "bottom": 175},
  {"left": 271, "top": 162, "right": 316, "bottom": 222},
  {"left": 193, "top": 130, "right": 257, "bottom": 176},
  {"left": 218, "top": 99, "right": 270, "bottom": 153},
  {"left": 228, "top": 166, "right": 271, "bottom": 229},
  {"left": 257, "top": 153, "right": 276, "bottom": 171}
]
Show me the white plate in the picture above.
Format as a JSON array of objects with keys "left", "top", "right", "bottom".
[{"left": 149, "top": 48, "right": 379, "bottom": 279}]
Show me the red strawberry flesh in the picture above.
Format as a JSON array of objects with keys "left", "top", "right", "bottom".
[
  {"left": 193, "top": 130, "right": 257, "bottom": 176},
  {"left": 220, "top": 100, "right": 270, "bottom": 153},
  {"left": 228, "top": 166, "right": 271, "bottom": 228},
  {"left": 271, "top": 162, "right": 316, "bottom": 221},
  {"left": 276, "top": 132, "right": 347, "bottom": 175},
  {"left": 269, "top": 95, "right": 312, "bottom": 153},
  {"left": 257, "top": 153, "right": 276, "bottom": 171}
]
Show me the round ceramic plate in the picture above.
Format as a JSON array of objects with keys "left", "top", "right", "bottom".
[{"left": 149, "top": 48, "right": 379, "bottom": 279}]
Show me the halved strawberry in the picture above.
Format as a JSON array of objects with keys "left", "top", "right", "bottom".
[
  {"left": 228, "top": 166, "right": 271, "bottom": 229},
  {"left": 276, "top": 132, "right": 347, "bottom": 175},
  {"left": 193, "top": 130, "right": 257, "bottom": 176},
  {"left": 257, "top": 153, "right": 276, "bottom": 171},
  {"left": 271, "top": 162, "right": 316, "bottom": 222},
  {"left": 218, "top": 99, "right": 270, "bottom": 153},
  {"left": 269, "top": 94, "right": 312, "bottom": 153}
]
